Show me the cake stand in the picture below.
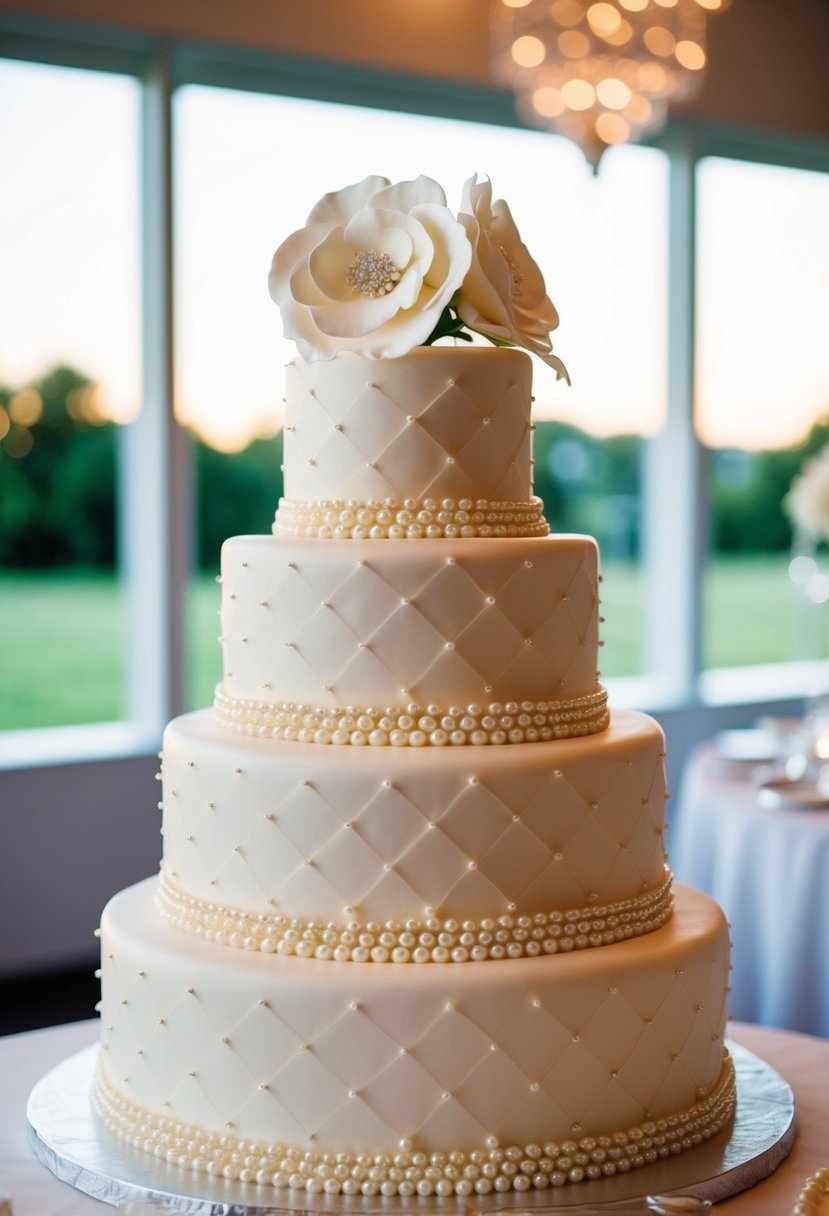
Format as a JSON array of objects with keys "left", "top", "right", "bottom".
[{"left": 27, "top": 1041, "right": 795, "bottom": 1213}]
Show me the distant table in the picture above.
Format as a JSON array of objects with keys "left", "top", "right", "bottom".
[
  {"left": 2, "top": 1019, "right": 829, "bottom": 1214},
  {"left": 672, "top": 743, "right": 829, "bottom": 1037}
]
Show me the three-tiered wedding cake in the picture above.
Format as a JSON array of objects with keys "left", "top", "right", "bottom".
[{"left": 92, "top": 175, "right": 735, "bottom": 1198}]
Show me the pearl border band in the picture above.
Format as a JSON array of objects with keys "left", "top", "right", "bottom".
[
  {"left": 273, "top": 496, "right": 550, "bottom": 540},
  {"left": 213, "top": 686, "right": 610, "bottom": 746},
  {"left": 793, "top": 1168, "right": 829, "bottom": 1216},
  {"left": 92, "top": 1052, "right": 736, "bottom": 1197},
  {"left": 156, "top": 869, "right": 674, "bottom": 963}
]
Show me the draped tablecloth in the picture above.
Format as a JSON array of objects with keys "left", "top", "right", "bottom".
[
  {"left": 672, "top": 743, "right": 829, "bottom": 1037},
  {"left": 1, "top": 1018, "right": 828, "bottom": 1214}
]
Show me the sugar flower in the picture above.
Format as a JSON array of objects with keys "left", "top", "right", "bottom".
[
  {"left": 268, "top": 173, "right": 569, "bottom": 380},
  {"left": 457, "top": 174, "right": 569, "bottom": 382},
  {"left": 268, "top": 175, "right": 471, "bottom": 362}
]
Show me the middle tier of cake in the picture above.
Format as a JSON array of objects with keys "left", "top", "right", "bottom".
[
  {"left": 217, "top": 533, "right": 604, "bottom": 722},
  {"left": 159, "top": 709, "right": 669, "bottom": 945}
]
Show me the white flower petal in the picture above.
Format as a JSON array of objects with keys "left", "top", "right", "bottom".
[
  {"left": 370, "top": 174, "right": 447, "bottom": 212},
  {"left": 311, "top": 289, "right": 404, "bottom": 338},
  {"left": 307, "top": 228, "right": 359, "bottom": 301},
  {"left": 457, "top": 173, "right": 567, "bottom": 378},
  {"left": 268, "top": 224, "right": 330, "bottom": 305},
  {"left": 391, "top": 264, "right": 426, "bottom": 311},
  {"left": 412, "top": 204, "right": 472, "bottom": 306},
  {"left": 461, "top": 173, "right": 493, "bottom": 225},
  {"left": 540, "top": 351, "right": 571, "bottom": 383},
  {"left": 289, "top": 257, "right": 333, "bottom": 307},
  {"left": 307, "top": 176, "right": 390, "bottom": 225},
  {"left": 376, "top": 225, "right": 413, "bottom": 271}
]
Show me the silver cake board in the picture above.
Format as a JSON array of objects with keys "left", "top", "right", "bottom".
[{"left": 27, "top": 1041, "right": 795, "bottom": 1213}]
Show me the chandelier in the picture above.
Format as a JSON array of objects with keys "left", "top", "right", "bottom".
[{"left": 490, "top": 0, "right": 728, "bottom": 169}]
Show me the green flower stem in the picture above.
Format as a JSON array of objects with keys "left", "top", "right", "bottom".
[{"left": 422, "top": 305, "right": 473, "bottom": 347}]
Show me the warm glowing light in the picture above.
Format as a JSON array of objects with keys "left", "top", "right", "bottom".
[
  {"left": 644, "top": 25, "right": 676, "bottom": 56},
  {"left": 561, "top": 79, "right": 596, "bottom": 110},
  {"left": 9, "top": 388, "right": 43, "bottom": 426},
  {"left": 596, "top": 77, "right": 632, "bottom": 109},
  {"left": 502, "top": 0, "right": 533, "bottom": 7},
  {"left": 0, "top": 406, "right": 9, "bottom": 442},
  {"left": 511, "top": 35, "right": 546, "bottom": 67},
  {"left": 595, "top": 111, "right": 631, "bottom": 145},
  {"left": 532, "top": 86, "right": 565, "bottom": 117},
  {"left": 676, "top": 39, "right": 706, "bottom": 69},
  {"left": 5, "top": 426, "right": 34, "bottom": 458},
  {"left": 638, "top": 61, "right": 670, "bottom": 92},
  {"left": 587, "top": 2, "right": 622, "bottom": 37},
  {"left": 67, "top": 384, "right": 108, "bottom": 425},
  {"left": 626, "top": 93, "right": 653, "bottom": 123},
  {"left": 492, "top": 0, "right": 724, "bottom": 167},
  {"left": 602, "top": 19, "right": 633, "bottom": 45},
  {"left": 551, "top": 0, "right": 586, "bottom": 26},
  {"left": 558, "top": 29, "right": 591, "bottom": 58}
]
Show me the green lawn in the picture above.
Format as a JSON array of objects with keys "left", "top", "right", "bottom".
[
  {"left": 0, "top": 555, "right": 813, "bottom": 730},
  {"left": 0, "top": 571, "right": 221, "bottom": 730}
]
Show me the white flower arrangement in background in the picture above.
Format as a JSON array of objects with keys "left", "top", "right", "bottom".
[
  {"left": 785, "top": 445, "right": 829, "bottom": 544},
  {"left": 269, "top": 173, "right": 569, "bottom": 380}
]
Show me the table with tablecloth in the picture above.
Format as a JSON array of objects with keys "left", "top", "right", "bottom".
[
  {"left": 0, "top": 1018, "right": 827, "bottom": 1214},
  {"left": 671, "top": 742, "right": 829, "bottom": 1037}
]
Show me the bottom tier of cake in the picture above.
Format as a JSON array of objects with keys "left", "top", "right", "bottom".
[{"left": 94, "top": 879, "right": 735, "bottom": 1196}]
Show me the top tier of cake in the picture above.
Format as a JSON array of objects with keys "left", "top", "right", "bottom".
[{"left": 278, "top": 348, "right": 540, "bottom": 526}]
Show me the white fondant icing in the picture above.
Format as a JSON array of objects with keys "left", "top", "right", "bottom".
[
  {"left": 92, "top": 1049, "right": 736, "bottom": 1195},
  {"left": 283, "top": 348, "right": 534, "bottom": 506},
  {"left": 161, "top": 709, "right": 668, "bottom": 925},
  {"left": 219, "top": 533, "right": 602, "bottom": 711},
  {"left": 98, "top": 879, "right": 732, "bottom": 1154}
]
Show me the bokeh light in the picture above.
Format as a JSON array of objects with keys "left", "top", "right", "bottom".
[{"left": 511, "top": 35, "right": 546, "bottom": 66}]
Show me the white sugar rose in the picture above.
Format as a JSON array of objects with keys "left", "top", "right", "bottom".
[
  {"left": 456, "top": 174, "right": 569, "bottom": 382},
  {"left": 268, "top": 175, "right": 472, "bottom": 362}
]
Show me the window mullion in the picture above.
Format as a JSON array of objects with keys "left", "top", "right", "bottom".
[
  {"left": 643, "top": 129, "right": 706, "bottom": 704},
  {"left": 120, "top": 43, "right": 190, "bottom": 734}
]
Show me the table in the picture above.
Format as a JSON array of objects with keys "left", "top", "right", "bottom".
[
  {"left": 672, "top": 743, "right": 829, "bottom": 1037},
  {"left": 1, "top": 1019, "right": 828, "bottom": 1214}
]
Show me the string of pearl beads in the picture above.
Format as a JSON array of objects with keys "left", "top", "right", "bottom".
[
  {"left": 91, "top": 1054, "right": 736, "bottom": 1196},
  {"left": 212, "top": 687, "right": 610, "bottom": 746},
  {"left": 156, "top": 868, "right": 674, "bottom": 962},
  {"left": 273, "top": 496, "right": 549, "bottom": 540},
  {"left": 793, "top": 1168, "right": 829, "bottom": 1216}
]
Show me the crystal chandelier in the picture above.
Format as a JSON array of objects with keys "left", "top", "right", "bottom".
[{"left": 490, "top": 0, "right": 728, "bottom": 169}]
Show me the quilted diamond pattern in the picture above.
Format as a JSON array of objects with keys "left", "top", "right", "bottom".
[
  {"left": 220, "top": 535, "right": 600, "bottom": 709},
  {"left": 161, "top": 710, "right": 668, "bottom": 925},
  {"left": 283, "top": 351, "right": 533, "bottom": 506},
  {"left": 100, "top": 880, "right": 731, "bottom": 1150}
]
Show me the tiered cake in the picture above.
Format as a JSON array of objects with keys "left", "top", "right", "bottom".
[{"left": 93, "top": 176, "right": 735, "bottom": 1199}]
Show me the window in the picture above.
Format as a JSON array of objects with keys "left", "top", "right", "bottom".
[
  {"left": 0, "top": 58, "right": 140, "bottom": 731},
  {"left": 696, "top": 157, "right": 829, "bottom": 681}
]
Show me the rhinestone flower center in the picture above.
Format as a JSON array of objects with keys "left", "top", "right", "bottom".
[{"left": 346, "top": 249, "right": 401, "bottom": 298}]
